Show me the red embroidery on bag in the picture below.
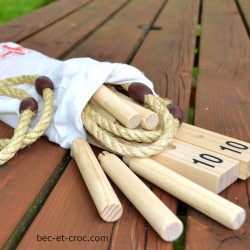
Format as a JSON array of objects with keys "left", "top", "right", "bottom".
[{"left": 0, "top": 44, "right": 31, "bottom": 59}]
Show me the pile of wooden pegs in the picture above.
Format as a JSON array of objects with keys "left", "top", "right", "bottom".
[
  {"left": 71, "top": 82, "right": 249, "bottom": 242},
  {"left": 0, "top": 74, "right": 249, "bottom": 241}
]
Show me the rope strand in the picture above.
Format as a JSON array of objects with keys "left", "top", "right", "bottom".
[
  {"left": 0, "top": 75, "right": 54, "bottom": 165},
  {"left": 82, "top": 94, "right": 179, "bottom": 157},
  {"left": 0, "top": 74, "right": 180, "bottom": 164}
]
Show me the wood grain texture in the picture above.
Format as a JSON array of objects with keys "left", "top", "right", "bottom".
[
  {"left": 131, "top": 0, "right": 200, "bottom": 119},
  {"left": 17, "top": 160, "right": 113, "bottom": 250},
  {"left": 71, "top": 139, "right": 123, "bottom": 222},
  {"left": 152, "top": 138, "right": 239, "bottom": 194},
  {"left": 0, "top": 0, "right": 129, "bottom": 246},
  {"left": 186, "top": 0, "right": 250, "bottom": 249},
  {"left": 2, "top": 0, "right": 249, "bottom": 248},
  {"left": 237, "top": 0, "right": 250, "bottom": 33},
  {"left": 64, "top": 0, "right": 166, "bottom": 62},
  {"left": 16, "top": 1, "right": 176, "bottom": 249},
  {"left": 176, "top": 123, "right": 250, "bottom": 180},
  {"left": 99, "top": 152, "right": 183, "bottom": 242},
  {"left": 92, "top": 85, "right": 141, "bottom": 129},
  {"left": 0, "top": 121, "right": 65, "bottom": 245},
  {"left": 0, "top": 0, "right": 91, "bottom": 43},
  {"left": 125, "top": 157, "right": 245, "bottom": 230},
  {"left": 21, "top": 0, "right": 129, "bottom": 58}
]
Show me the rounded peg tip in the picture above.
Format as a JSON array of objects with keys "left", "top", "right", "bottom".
[
  {"left": 35, "top": 76, "right": 54, "bottom": 95},
  {"left": 161, "top": 220, "right": 183, "bottom": 242},
  {"left": 128, "top": 82, "right": 153, "bottom": 104},
  {"left": 167, "top": 103, "right": 184, "bottom": 124},
  {"left": 19, "top": 97, "right": 38, "bottom": 113}
]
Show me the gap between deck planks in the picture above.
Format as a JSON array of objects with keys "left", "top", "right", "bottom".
[
  {"left": 1, "top": 0, "right": 200, "bottom": 249},
  {"left": 1, "top": 1, "right": 249, "bottom": 249},
  {"left": 186, "top": 0, "right": 250, "bottom": 249},
  {"left": 236, "top": 0, "right": 250, "bottom": 36},
  {"left": 0, "top": 0, "right": 92, "bottom": 43},
  {"left": 0, "top": 0, "right": 130, "bottom": 248}
]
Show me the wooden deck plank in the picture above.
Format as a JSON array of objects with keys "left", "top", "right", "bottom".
[
  {"left": 17, "top": 1, "right": 175, "bottom": 249},
  {"left": 65, "top": 0, "right": 199, "bottom": 248},
  {"left": 0, "top": 1, "right": 134, "bottom": 247},
  {"left": 186, "top": 0, "right": 250, "bottom": 249},
  {"left": 17, "top": 157, "right": 114, "bottom": 250},
  {"left": 1, "top": 0, "right": 249, "bottom": 249},
  {"left": 0, "top": 0, "right": 92, "bottom": 43},
  {"left": 0, "top": 123, "right": 66, "bottom": 246},
  {"left": 131, "top": 0, "right": 200, "bottom": 121},
  {"left": 130, "top": 0, "right": 200, "bottom": 248},
  {"left": 21, "top": 0, "right": 129, "bottom": 58},
  {"left": 64, "top": 0, "right": 166, "bottom": 63}
]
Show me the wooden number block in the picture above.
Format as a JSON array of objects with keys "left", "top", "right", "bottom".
[
  {"left": 151, "top": 139, "right": 239, "bottom": 194},
  {"left": 175, "top": 123, "right": 250, "bottom": 180}
]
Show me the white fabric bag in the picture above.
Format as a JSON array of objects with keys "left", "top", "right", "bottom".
[{"left": 0, "top": 42, "right": 154, "bottom": 148}]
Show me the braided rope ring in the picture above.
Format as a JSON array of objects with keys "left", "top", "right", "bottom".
[
  {"left": 0, "top": 75, "right": 181, "bottom": 163},
  {"left": 82, "top": 94, "right": 180, "bottom": 157},
  {"left": 0, "top": 75, "right": 54, "bottom": 165},
  {"left": 83, "top": 104, "right": 161, "bottom": 143}
]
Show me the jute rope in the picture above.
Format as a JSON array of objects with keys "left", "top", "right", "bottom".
[
  {"left": 0, "top": 75, "right": 179, "bottom": 165},
  {"left": 0, "top": 75, "right": 54, "bottom": 164},
  {"left": 82, "top": 94, "right": 179, "bottom": 157}
]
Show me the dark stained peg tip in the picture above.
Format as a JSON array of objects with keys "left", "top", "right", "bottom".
[
  {"left": 128, "top": 82, "right": 153, "bottom": 104},
  {"left": 35, "top": 76, "right": 54, "bottom": 95},
  {"left": 19, "top": 97, "right": 38, "bottom": 113},
  {"left": 167, "top": 103, "right": 184, "bottom": 124}
]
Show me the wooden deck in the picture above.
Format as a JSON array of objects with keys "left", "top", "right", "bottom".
[{"left": 0, "top": 0, "right": 249, "bottom": 249}]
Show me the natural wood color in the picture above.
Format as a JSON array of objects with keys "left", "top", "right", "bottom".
[
  {"left": 18, "top": 160, "right": 113, "bottom": 250},
  {"left": 16, "top": 1, "right": 174, "bottom": 249},
  {"left": 65, "top": 0, "right": 166, "bottom": 62},
  {"left": 186, "top": 0, "right": 250, "bottom": 248},
  {"left": 92, "top": 85, "right": 141, "bottom": 129},
  {"left": 98, "top": 151, "right": 183, "bottom": 242},
  {"left": 0, "top": 0, "right": 91, "bottom": 43},
  {"left": 124, "top": 157, "right": 246, "bottom": 230},
  {"left": 111, "top": 88, "right": 159, "bottom": 130},
  {"left": 152, "top": 138, "right": 239, "bottom": 193},
  {"left": 0, "top": 121, "right": 66, "bottom": 246},
  {"left": 71, "top": 138, "right": 122, "bottom": 222},
  {"left": 88, "top": 100, "right": 116, "bottom": 123},
  {"left": 176, "top": 123, "right": 250, "bottom": 179},
  {"left": 2, "top": 0, "right": 250, "bottom": 248},
  {"left": 20, "top": 0, "right": 129, "bottom": 58},
  {"left": 131, "top": 0, "right": 200, "bottom": 120}
]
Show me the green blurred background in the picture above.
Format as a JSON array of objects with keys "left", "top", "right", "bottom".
[{"left": 0, "top": 0, "right": 55, "bottom": 24}]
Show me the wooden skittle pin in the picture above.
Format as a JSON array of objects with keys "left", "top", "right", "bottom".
[
  {"left": 71, "top": 139, "right": 123, "bottom": 222},
  {"left": 111, "top": 88, "right": 159, "bottom": 130},
  {"left": 124, "top": 157, "right": 246, "bottom": 230},
  {"left": 92, "top": 85, "right": 141, "bottom": 129},
  {"left": 98, "top": 151, "right": 183, "bottom": 242}
]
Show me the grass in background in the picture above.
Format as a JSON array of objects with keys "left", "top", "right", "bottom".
[{"left": 0, "top": 0, "right": 55, "bottom": 24}]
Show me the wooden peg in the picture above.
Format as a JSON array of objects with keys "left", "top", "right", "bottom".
[
  {"left": 175, "top": 123, "right": 250, "bottom": 180},
  {"left": 92, "top": 85, "right": 141, "bottom": 129},
  {"left": 71, "top": 138, "right": 123, "bottom": 222},
  {"left": 151, "top": 139, "right": 239, "bottom": 193},
  {"left": 124, "top": 157, "right": 246, "bottom": 230},
  {"left": 111, "top": 88, "right": 159, "bottom": 130},
  {"left": 98, "top": 151, "right": 183, "bottom": 242},
  {"left": 89, "top": 100, "right": 116, "bottom": 123}
]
